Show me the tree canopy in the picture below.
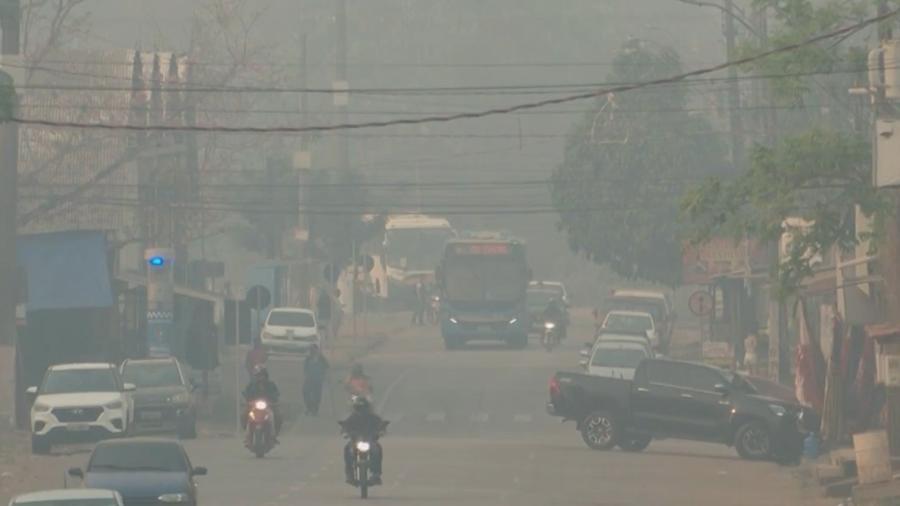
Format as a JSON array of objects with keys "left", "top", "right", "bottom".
[{"left": 550, "top": 39, "right": 727, "bottom": 287}]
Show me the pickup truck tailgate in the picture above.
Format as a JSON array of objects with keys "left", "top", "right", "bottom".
[{"left": 548, "top": 371, "right": 633, "bottom": 421}]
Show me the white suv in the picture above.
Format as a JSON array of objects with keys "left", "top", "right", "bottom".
[
  {"left": 28, "top": 363, "right": 135, "bottom": 454},
  {"left": 261, "top": 307, "right": 321, "bottom": 353}
]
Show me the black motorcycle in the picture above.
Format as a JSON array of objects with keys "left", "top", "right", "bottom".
[{"left": 340, "top": 421, "right": 389, "bottom": 499}]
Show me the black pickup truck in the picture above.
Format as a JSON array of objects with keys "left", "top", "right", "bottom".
[{"left": 547, "top": 358, "right": 813, "bottom": 462}]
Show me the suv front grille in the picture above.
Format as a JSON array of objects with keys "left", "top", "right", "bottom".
[{"left": 52, "top": 407, "right": 102, "bottom": 422}]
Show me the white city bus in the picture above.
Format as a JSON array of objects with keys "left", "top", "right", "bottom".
[{"left": 368, "top": 215, "right": 455, "bottom": 303}]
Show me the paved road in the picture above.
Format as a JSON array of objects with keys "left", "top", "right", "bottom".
[{"left": 23, "top": 318, "right": 825, "bottom": 505}]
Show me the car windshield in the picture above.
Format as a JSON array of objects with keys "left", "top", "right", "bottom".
[
  {"left": 591, "top": 348, "right": 647, "bottom": 369},
  {"left": 122, "top": 362, "right": 182, "bottom": 388},
  {"left": 41, "top": 369, "right": 118, "bottom": 395},
  {"left": 14, "top": 500, "right": 119, "bottom": 506},
  {"left": 604, "top": 314, "right": 653, "bottom": 333},
  {"left": 267, "top": 311, "right": 315, "bottom": 327},
  {"left": 89, "top": 443, "right": 187, "bottom": 472},
  {"left": 527, "top": 289, "right": 557, "bottom": 308}
]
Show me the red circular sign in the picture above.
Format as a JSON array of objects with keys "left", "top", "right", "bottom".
[{"left": 689, "top": 290, "right": 713, "bottom": 317}]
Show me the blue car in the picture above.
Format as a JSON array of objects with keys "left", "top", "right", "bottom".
[{"left": 69, "top": 438, "right": 207, "bottom": 506}]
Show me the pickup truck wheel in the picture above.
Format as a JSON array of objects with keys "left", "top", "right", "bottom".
[
  {"left": 580, "top": 410, "right": 618, "bottom": 450},
  {"left": 735, "top": 420, "right": 772, "bottom": 460},
  {"left": 618, "top": 435, "right": 651, "bottom": 452}
]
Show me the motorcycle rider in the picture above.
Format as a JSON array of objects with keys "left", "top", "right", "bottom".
[
  {"left": 242, "top": 365, "right": 281, "bottom": 446},
  {"left": 340, "top": 396, "right": 386, "bottom": 485},
  {"left": 542, "top": 297, "right": 568, "bottom": 341},
  {"left": 345, "top": 363, "right": 373, "bottom": 399}
]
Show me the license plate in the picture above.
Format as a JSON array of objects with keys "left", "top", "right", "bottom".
[
  {"left": 140, "top": 411, "right": 163, "bottom": 420},
  {"left": 67, "top": 424, "right": 90, "bottom": 432}
]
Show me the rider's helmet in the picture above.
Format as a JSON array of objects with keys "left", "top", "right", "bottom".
[
  {"left": 351, "top": 395, "right": 371, "bottom": 413},
  {"left": 351, "top": 363, "right": 364, "bottom": 377},
  {"left": 253, "top": 364, "right": 269, "bottom": 380}
]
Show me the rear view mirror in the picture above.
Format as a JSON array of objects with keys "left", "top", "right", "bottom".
[
  {"left": 123, "top": 383, "right": 136, "bottom": 392},
  {"left": 192, "top": 466, "right": 208, "bottom": 476}
]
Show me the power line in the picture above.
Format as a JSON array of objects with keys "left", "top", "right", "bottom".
[{"left": 7, "top": 9, "right": 894, "bottom": 134}]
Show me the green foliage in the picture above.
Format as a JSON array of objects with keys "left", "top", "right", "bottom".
[
  {"left": 551, "top": 40, "right": 727, "bottom": 287},
  {"left": 681, "top": 128, "right": 882, "bottom": 294}
]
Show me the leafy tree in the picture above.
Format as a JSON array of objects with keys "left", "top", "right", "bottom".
[
  {"left": 550, "top": 40, "right": 727, "bottom": 287},
  {"left": 681, "top": 0, "right": 882, "bottom": 295},
  {"left": 682, "top": 128, "right": 882, "bottom": 294}
]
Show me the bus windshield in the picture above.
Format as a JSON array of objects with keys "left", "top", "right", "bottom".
[
  {"left": 443, "top": 255, "right": 527, "bottom": 303},
  {"left": 386, "top": 228, "right": 454, "bottom": 271}
]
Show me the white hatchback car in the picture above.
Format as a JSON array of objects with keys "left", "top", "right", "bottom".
[
  {"left": 582, "top": 341, "right": 651, "bottom": 380},
  {"left": 261, "top": 307, "right": 321, "bottom": 353},
  {"left": 28, "top": 363, "right": 135, "bottom": 454},
  {"left": 9, "top": 489, "right": 123, "bottom": 506},
  {"left": 601, "top": 310, "right": 659, "bottom": 349}
]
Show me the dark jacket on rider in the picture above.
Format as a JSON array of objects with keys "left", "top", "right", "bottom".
[
  {"left": 341, "top": 410, "right": 385, "bottom": 438},
  {"left": 243, "top": 379, "right": 280, "bottom": 403},
  {"left": 542, "top": 301, "right": 566, "bottom": 325}
]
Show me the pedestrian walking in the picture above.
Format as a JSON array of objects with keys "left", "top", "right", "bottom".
[
  {"left": 743, "top": 333, "right": 758, "bottom": 376},
  {"left": 302, "top": 344, "right": 330, "bottom": 416}
]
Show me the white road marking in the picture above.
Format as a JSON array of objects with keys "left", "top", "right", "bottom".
[
  {"left": 513, "top": 414, "right": 532, "bottom": 423},
  {"left": 425, "top": 412, "right": 446, "bottom": 422},
  {"left": 470, "top": 412, "right": 489, "bottom": 423}
]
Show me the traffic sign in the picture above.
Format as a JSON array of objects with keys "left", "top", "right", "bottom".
[
  {"left": 245, "top": 285, "right": 271, "bottom": 311},
  {"left": 689, "top": 290, "right": 713, "bottom": 317}
]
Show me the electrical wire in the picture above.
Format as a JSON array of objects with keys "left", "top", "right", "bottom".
[{"left": 8, "top": 7, "right": 891, "bottom": 133}]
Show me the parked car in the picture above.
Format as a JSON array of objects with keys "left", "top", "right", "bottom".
[
  {"left": 602, "top": 290, "right": 674, "bottom": 350},
  {"left": 9, "top": 489, "right": 123, "bottom": 506},
  {"left": 547, "top": 358, "right": 809, "bottom": 462},
  {"left": 261, "top": 307, "right": 321, "bottom": 353},
  {"left": 120, "top": 357, "right": 197, "bottom": 439},
  {"left": 601, "top": 310, "right": 659, "bottom": 349},
  {"left": 28, "top": 363, "right": 135, "bottom": 455},
  {"left": 68, "top": 438, "right": 207, "bottom": 506},
  {"left": 579, "top": 340, "right": 651, "bottom": 380}
]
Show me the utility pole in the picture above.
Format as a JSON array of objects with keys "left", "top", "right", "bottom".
[
  {"left": 723, "top": 0, "right": 745, "bottom": 171},
  {"left": 0, "top": 0, "right": 19, "bottom": 349},
  {"left": 336, "top": 0, "right": 349, "bottom": 172}
]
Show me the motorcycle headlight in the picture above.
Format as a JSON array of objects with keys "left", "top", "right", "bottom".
[
  {"left": 449, "top": 317, "right": 458, "bottom": 324},
  {"left": 768, "top": 404, "right": 786, "bottom": 417},
  {"left": 158, "top": 493, "right": 190, "bottom": 503},
  {"left": 105, "top": 400, "right": 123, "bottom": 410},
  {"left": 32, "top": 402, "right": 51, "bottom": 413},
  {"left": 544, "top": 322, "right": 556, "bottom": 330},
  {"left": 356, "top": 441, "right": 371, "bottom": 452},
  {"left": 254, "top": 400, "right": 268, "bottom": 411}
]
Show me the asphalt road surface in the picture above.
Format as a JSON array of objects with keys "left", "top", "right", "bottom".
[{"left": 35, "top": 317, "right": 824, "bottom": 506}]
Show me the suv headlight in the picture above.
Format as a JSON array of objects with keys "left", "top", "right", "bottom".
[
  {"left": 158, "top": 493, "right": 190, "bottom": 503},
  {"left": 105, "top": 400, "right": 124, "bottom": 410},
  {"left": 32, "top": 402, "right": 51, "bottom": 413},
  {"left": 768, "top": 404, "right": 786, "bottom": 417}
]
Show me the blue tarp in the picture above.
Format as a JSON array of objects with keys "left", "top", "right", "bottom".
[{"left": 16, "top": 230, "right": 113, "bottom": 311}]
